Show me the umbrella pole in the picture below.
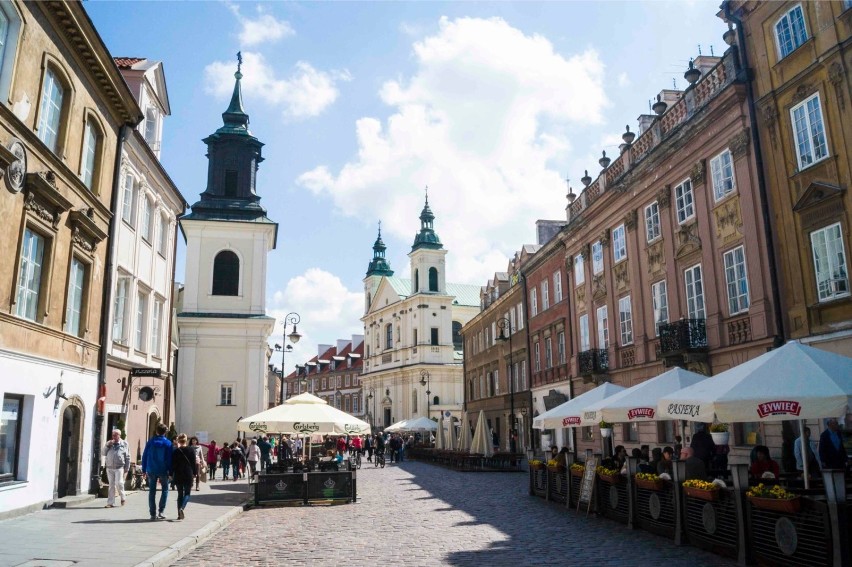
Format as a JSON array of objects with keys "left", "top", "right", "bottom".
[{"left": 799, "top": 419, "right": 810, "bottom": 490}]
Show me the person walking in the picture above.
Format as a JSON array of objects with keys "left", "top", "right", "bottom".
[
  {"left": 219, "top": 444, "right": 231, "bottom": 480},
  {"left": 794, "top": 427, "right": 819, "bottom": 477},
  {"left": 201, "top": 440, "right": 218, "bottom": 481},
  {"left": 142, "top": 423, "right": 173, "bottom": 520},
  {"left": 257, "top": 436, "right": 272, "bottom": 470},
  {"left": 246, "top": 439, "right": 260, "bottom": 480},
  {"left": 690, "top": 424, "right": 717, "bottom": 474},
  {"left": 102, "top": 428, "right": 130, "bottom": 508},
  {"left": 189, "top": 436, "right": 204, "bottom": 490},
  {"left": 230, "top": 442, "right": 245, "bottom": 480},
  {"left": 365, "top": 434, "right": 373, "bottom": 462},
  {"left": 170, "top": 434, "right": 197, "bottom": 520},
  {"left": 819, "top": 418, "right": 849, "bottom": 470}
]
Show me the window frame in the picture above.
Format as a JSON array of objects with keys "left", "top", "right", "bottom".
[
  {"left": 596, "top": 305, "right": 609, "bottom": 349},
  {"left": 574, "top": 254, "right": 585, "bottom": 285},
  {"left": 723, "top": 245, "right": 750, "bottom": 315},
  {"left": 645, "top": 201, "right": 661, "bottom": 242},
  {"left": 684, "top": 263, "right": 706, "bottom": 320},
  {"left": 64, "top": 256, "right": 88, "bottom": 337},
  {"left": 112, "top": 276, "right": 130, "bottom": 345},
  {"left": 0, "top": 3, "right": 23, "bottom": 104},
  {"left": 135, "top": 290, "right": 148, "bottom": 352},
  {"left": 675, "top": 178, "right": 695, "bottom": 224},
  {"left": 36, "top": 66, "right": 65, "bottom": 154},
  {"left": 430, "top": 327, "right": 439, "bottom": 346},
  {"left": 774, "top": 4, "right": 808, "bottom": 60},
  {"left": 612, "top": 224, "right": 627, "bottom": 262},
  {"left": 553, "top": 270, "right": 563, "bottom": 303},
  {"left": 579, "top": 314, "right": 590, "bottom": 352},
  {"left": 140, "top": 195, "right": 154, "bottom": 243},
  {"left": 545, "top": 337, "right": 553, "bottom": 369},
  {"left": 541, "top": 280, "right": 549, "bottom": 311},
  {"left": 79, "top": 117, "right": 102, "bottom": 191},
  {"left": 15, "top": 227, "right": 47, "bottom": 322},
  {"left": 557, "top": 331, "right": 565, "bottom": 365},
  {"left": 790, "top": 92, "right": 829, "bottom": 171},
  {"left": 211, "top": 249, "right": 240, "bottom": 296},
  {"left": 534, "top": 341, "right": 541, "bottom": 372},
  {"left": 651, "top": 280, "right": 669, "bottom": 337},
  {"left": 530, "top": 288, "right": 538, "bottom": 317},
  {"left": 592, "top": 241, "right": 604, "bottom": 275},
  {"left": 219, "top": 384, "right": 234, "bottom": 406},
  {"left": 710, "top": 149, "right": 736, "bottom": 202},
  {"left": 0, "top": 394, "right": 24, "bottom": 483},
  {"left": 121, "top": 173, "right": 136, "bottom": 227},
  {"left": 810, "top": 222, "right": 850, "bottom": 302},
  {"left": 150, "top": 298, "right": 163, "bottom": 357},
  {"left": 158, "top": 215, "right": 169, "bottom": 257},
  {"left": 385, "top": 323, "right": 393, "bottom": 350},
  {"left": 618, "top": 295, "right": 633, "bottom": 346}
]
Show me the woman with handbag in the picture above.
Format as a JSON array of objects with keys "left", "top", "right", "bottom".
[
  {"left": 188, "top": 436, "right": 205, "bottom": 490},
  {"left": 169, "top": 434, "right": 197, "bottom": 520}
]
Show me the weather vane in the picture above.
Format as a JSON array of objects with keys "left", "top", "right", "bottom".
[{"left": 237, "top": 51, "right": 242, "bottom": 73}]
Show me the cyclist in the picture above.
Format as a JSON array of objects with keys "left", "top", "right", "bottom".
[{"left": 374, "top": 433, "right": 386, "bottom": 467}]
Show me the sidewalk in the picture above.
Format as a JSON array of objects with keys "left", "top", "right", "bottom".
[{"left": 0, "top": 478, "right": 251, "bottom": 567}]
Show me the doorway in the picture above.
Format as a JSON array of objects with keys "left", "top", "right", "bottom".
[
  {"left": 383, "top": 407, "right": 391, "bottom": 428},
  {"left": 147, "top": 412, "right": 159, "bottom": 440},
  {"left": 57, "top": 405, "right": 81, "bottom": 498}
]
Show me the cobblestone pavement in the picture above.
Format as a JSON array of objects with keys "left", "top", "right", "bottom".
[{"left": 173, "top": 461, "right": 735, "bottom": 567}]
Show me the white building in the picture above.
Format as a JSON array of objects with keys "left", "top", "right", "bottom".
[
  {"left": 103, "top": 58, "right": 185, "bottom": 462},
  {"left": 175, "top": 65, "right": 277, "bottom": 445},
  {"left": 361, "top": 198, "right": 479, "bottom": 429}
]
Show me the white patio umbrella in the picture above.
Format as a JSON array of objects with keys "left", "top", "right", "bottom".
[
  {"left": 533, "top": 383, "right": 626, "bottom": 430},
  {"left": 458, "top": 411, "right": 472, "bottom": 451},
  {"left": 434, "top": 414, "right": 445, "bottom": 450},
  {"left": 580, "top": 368, "right": 708, "bottom": 425},
  {"left": 446, "top": 418, "right": 456, "bottom": 450},
  {"left": 238, "top": 392, "right": 371, "bottom": 436},
  {"left": 386, "top": 416, "right": 437, "bottom": 432},
  {"left": 657, "top": 341, "right": 852, "bottom": 487},
  {"left": 470, "top": 410, "right": 494, "bottom": 457},
  {"left": 384, "top": 419, "right": 410, "bottom": 433}
]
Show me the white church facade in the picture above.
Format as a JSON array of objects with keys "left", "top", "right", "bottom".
[
  {"left": 175, "top": 64, "right": 277, "bottom": 445},
  {"left": 360, "top": 198, "right": 479, "bottom": 430}
]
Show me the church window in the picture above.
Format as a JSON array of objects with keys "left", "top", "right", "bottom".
[
  {"left": 385, "top": 323, "right": 393, "bottom": 349},
  {"left": 430, "top": 327, "right": 439, "bottom": 345},
  {"left": 429, "top": 267, "right": 438, "bottom": 292},
  {"left": 414, "top": 269, "right": 419, "bottom": 292},
  {"left": 212, "top": 250, "right": 239, "bottom": 296},
  {"left": 452, "top": 321, "right": 462, "bottom": 349},
  {"left": 224, "top": 170, "right": 238, "bottom": 197}
]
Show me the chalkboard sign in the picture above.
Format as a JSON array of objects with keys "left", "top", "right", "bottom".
[{"left": 577, "top": 455, "right": 599, "bottom": 515}]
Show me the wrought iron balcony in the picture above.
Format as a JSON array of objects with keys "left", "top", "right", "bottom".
[
  {"left": 658, "top": 319, "right": 708, "bottom": 358},
  {"left": 578, "top": 349, "right": 609, "bottom": 375}
]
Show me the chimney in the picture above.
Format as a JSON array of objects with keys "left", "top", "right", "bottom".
[
  {"left": 337, "top": 339, "right": 350, "bottom": 353},
  {"left": 637, "top": 114, "right": 656, "bottom": 136},
  {"left": 351, "top": 334, "right": 364, "bottom": 348},
  {"left": 693, "top": 55, "right": 721, "bottom": 77},
  {"left": 317, "top": 344, "right": 332, "bottom": 357},
  {"left": 657, "top": 88, "right": 682, "bottom": 106}
]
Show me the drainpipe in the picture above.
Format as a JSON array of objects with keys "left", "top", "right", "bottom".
[
  {"left": 723, "top": 1, "right": 786, "bottom": 346},
  {"left": 163, "top": 205, "right": 186, "bottom": 427},
  {"left": 520, "top": 270, "right": 535, "bottom": 454},
  {"left": 90, "top": 123, "right": 132, "bottom": 495}
]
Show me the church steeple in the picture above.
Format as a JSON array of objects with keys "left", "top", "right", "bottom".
[
  {"left": 411, "top": 187, "right": 443, "bottom": 251},
  {"left": 184, "top": 52, "right": 272, "bottom": 223},
  {"left": 366, "top": 222, "right": 394, "bottom": 277}
]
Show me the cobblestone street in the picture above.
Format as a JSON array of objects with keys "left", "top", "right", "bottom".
[{"left": 174, "top": 462, "right": 735, "bottom": 567}]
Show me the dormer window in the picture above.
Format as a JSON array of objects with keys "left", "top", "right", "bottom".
[{"left": 144, "top": 107, "right": 159, "bottom": 149}]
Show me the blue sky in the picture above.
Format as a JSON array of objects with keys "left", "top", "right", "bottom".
[{"left": 86, "top": 0, "right": 728, "bottom": 373}]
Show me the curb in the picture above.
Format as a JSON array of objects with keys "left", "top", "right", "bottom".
[{"left": 132, "top": 500, "right": 249, "bottom": 567}]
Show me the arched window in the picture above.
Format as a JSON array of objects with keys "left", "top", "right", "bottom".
[
  {"left": 412, "top": 390, "right": 417, "bottom": 413},
  {"left": 212, "top": 250, "right": 239, "bottom": 296},
  {"left": 433, "top": 395, "right": 439, "bottom": 406},
  {"left": 385, "top": 323, "right": 393, "bottom": 349},
  {"left": 452, "top": 321, "right": 463, "bottom": 349},
  {"left": 414, "top": 269, "right": 419, "bottom": 292},
  {"left": 429, "top": 267, "right": 438, "bottom": 291}
]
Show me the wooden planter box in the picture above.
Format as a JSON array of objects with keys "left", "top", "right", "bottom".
[
  {"left": 597, "top": 472, "right": 622, "bottom": 484},
  {"left": 634, "top": 477, "right": 665, "bottom": 491},
  {"left": 683, "top": 486, "right": 720, "bottom": 502},
  {"left": 570, "top": 467, "right": 584, "bottom": 478},
  {"left": 547, "top": 466, "right": 566, "bottom": 473},
  {"left": 748, "top": 495, "right": 801, "bottom": 514},
  {"left": 530, "top": 463, "right": 546, "bottom": 471}
]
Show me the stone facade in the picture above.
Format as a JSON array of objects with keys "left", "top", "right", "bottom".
[{"left": 0, "top": 1, "right": 140, "bottom": 515}]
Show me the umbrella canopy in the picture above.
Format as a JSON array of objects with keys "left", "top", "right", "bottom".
[
  {"left": 470, "top": 410, "right": 493, "bottom": 457},
  {"left": 385, "top": 416, "right": 437, "bottom": 432},
  {"left": 458, "top": 411, "right": 472, "bottom": 451},
  {"left": 581, "top": 368, "right": 708, "bottom": 425},
  {"left": 446, "top": 418, "right": 456, "bottom": 450},
  {"left": 657, "top": 341, "right": 852, "bottom": 422},
  {"left": 238, "top": 392, "right": 371, "bottom": 436},
  {"left": 435, "top": 414, "right": 445, "bottom": 449},
  {"left": 533, "top": 383, "right": 626, "bottom": 430}
]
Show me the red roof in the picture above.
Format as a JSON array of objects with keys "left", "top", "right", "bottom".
[{"left": 114, "top": 57, "right": 146, "bottom": 69}]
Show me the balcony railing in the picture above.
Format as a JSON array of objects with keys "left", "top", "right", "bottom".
[
  {"left": 658, "top": 319, "right": 707, "bottom": 356},
  {"left": 578, "top": 349, "right": 609, "bottom": 375}
]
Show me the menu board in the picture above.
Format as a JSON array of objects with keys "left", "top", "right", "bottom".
[{"left": 577, "top": 455, "right": 599, "bottom": 515}]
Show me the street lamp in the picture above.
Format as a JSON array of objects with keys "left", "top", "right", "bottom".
[
  {"left": 367, "top": 388, "right": 375, "bottom": 429},
  {"left": 496, "top": 316, "right": 516, "bottom": 453},
  {"left": 277, "top": 312, "right": 302, "bottom": 404},
  {"left": 419, "top": 370, "right": 431, "bottom": 421}
]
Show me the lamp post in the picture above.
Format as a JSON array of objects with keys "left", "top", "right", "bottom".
[
  {"left": 277, "top": 312, "right": 302, "bottom": 404},
  {"left": 419, "top": 370, "right": 431, "bottom": 421},
  {"left": 496, "top": 316, "right": 515, "bottom": 453},
  {"left": 367, "top": 388, "right": 375, "bottom": 429}
]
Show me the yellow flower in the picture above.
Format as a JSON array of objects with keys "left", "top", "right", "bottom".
[{"left": 683, "top": 479, "right": 719, "bottom": 491}]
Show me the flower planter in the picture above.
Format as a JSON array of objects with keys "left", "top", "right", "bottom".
[
  {"left": 600, "top": 428, "right": 613, "bottom": 438},
  {"left": 547, "top": 466, "right": 566, "bottom": 473},
  {"left": 530, "top": 463, "right": 546, "bottom": 471},
  {"left": 683, "top": 485, "right": 720, "bottom": 502},
  {"left": 570, "top": 468, "right": 584, "bottom": 478},
  {"left": 597, "top": 472, "right": 622, "bottom": 484},
  {"left": 748, "top": 495, "right": 801, "bottom": 514},
  {"left": 635, "top": 477, "right": 665, "bottom": 491},
  {"left": 710, "top": 431, "right": 730, "bottom": 445}
]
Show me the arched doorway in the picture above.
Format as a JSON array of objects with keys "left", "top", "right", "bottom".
[
  {"left": 147, "top": 411, "right": 160, "bottom": 441},
  {"left": 57, "top": 405, "right": 82, "bottom": 498}
]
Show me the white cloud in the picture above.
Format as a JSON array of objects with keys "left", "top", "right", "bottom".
[
  {"left": 227, "top": 2, "right": 294, "bottom": 47},
  {"left": 204, "top": 52, "right": 350, "bottom": 120},
  {"left": 617, "top": 72, "right": 630, "bottom": 87},
  {"left": 268, "top": 268, "right": 363, "bottom": 374},
  {"left": 296, "top": 16, "right": 608, "bottom": 283}
]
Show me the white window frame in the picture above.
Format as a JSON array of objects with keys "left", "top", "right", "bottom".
[
  {"left": 592, "top": 241, "right": 604, "bottom": 275},
  {"left": 618, "top": 295, "right": 633, "bottom": 346},
  {"left": 596, "top": 305, "right": 609, "bottom": 349},
  {"left": 774, "top": 4, "right": 808, "bottom": 59},
  {"left": 65, "top": 257, "right": 85, "bottom": 336},
  {"left": 220, "top": 384, "right": 234, "bottom": 406},
  {"left": 579, "top": 314, "right": 590, "bottom": 352},
  {"left": 723, "top": 246, "right": 750, "bottom": 315},
  {"left": 516, "top": 302, "right": 524, "bottom": 330},
  {"left": 612, "top": 224, "right": 627, "bottom": 262},
  {"left": 684, "top": 264, "right": 706, "bottom": 320},
  {"left": 37, "top": 67, "right": 64, "bottom": 153},
  {"left": 553, "top": 271, "right": 563, "bottom": 303},
  {"left": 534, "top": 341, "right": 541, "bottom": 372},
  {"left": 80, "top": 119, "right": 98, "bottom": 190},
  {"left": 150, "top": 298, "right": 163, "bottom": 357},
  {"left": 645, "top": 201, "right": 661, "bottom": 242},
  {"left": 810, "top": 222, "right": 849, "bottom": 302},
  {"left": 557, "top": 331, "right": 565, "bottom": 365},
  {"left": 545, "top": 337, "right": 553, "bottom": 369},
  {"left": 121, "top": 174, "right": 135, "bottom": 226},
  {"left": 710, "top": 149, "right": 736, "bottom": 202},
  {"left": 542, "top": 280, "right": 549, "bottom": 311},
  {"left": 651, "top": 280, "right": 669, "bottom": 337},
  {"left": 141, "top": 196, "right": 154, "bottom": 243},
  {"left": 158, "top": 215, "right": 169, "bottom": 256},
  {"left": 15, "top": 228, "right": 45, "bottom": 321},
  {"left": 135, "top": 291, "right": 148, "bottom": 352},
  {"left": 112, "top": 277, "right": 129, "bottom": 344},
  {"left": 530, "top": 288, "right": 538, "bottom": 317},
  {"left": 791, "top": 93, "right": 829, "bottom": 171},
  {"left": 675, "top": 178, "right": 695, "bottom": 224},
  {"left": 574, "top": 254, "right": 585, "bottom": 285},
  {"left": 0, "top": 4, "right": 23, "bottom": 103}
]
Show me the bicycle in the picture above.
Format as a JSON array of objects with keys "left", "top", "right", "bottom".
[
  {"left": 374, "top": 449, "right": 385, "bottom": 468},
  {"left": 352, "top": 450, "right": 362, "bottom": 469}
]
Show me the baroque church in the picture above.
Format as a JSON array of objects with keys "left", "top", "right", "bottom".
[
  {"left": 360, "top": 196, "right": 479, "bottom": 430},
  {"left": 175, "top": 62, "right": 277, "bottom": 444}
]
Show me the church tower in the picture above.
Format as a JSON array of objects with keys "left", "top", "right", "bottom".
[
  {"left": 176, "top": 59, "right": 277, "bottom": 443},
  {"left": 364, "top": 223, "right": 393, "bottom": 313},
  {"left": 409, "top": 190, "right": 447, "bottom": 295}
]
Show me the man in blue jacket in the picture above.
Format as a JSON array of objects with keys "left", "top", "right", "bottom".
[{"left": 142, "top": 422, "right": 173, "bottom": 520}]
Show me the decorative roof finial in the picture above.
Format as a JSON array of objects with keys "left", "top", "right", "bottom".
[
  {"left": 237, "top": 51, "right": 242, "bottom": 73},
  {"left": 378, "top": 220, "right": 382, "bottom": 238},
  {"left": 425, "top": 185, "right": 429, "bottom": 205}
]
